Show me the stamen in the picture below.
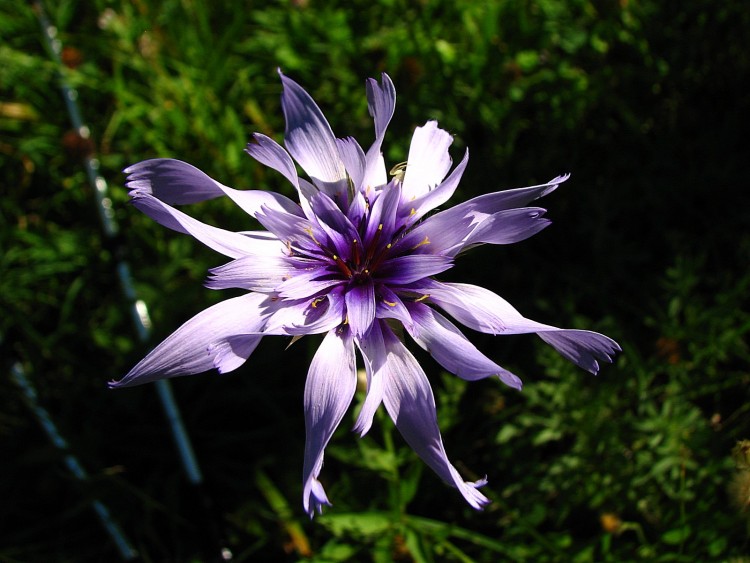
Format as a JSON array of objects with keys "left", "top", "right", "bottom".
[
  {"left": 389, "top": 161, "right": 408, "bottom": 182},
  {"left": 412, "top": 236, "right": 430, "bottom": 250},
  {"left": 352, "top": 238, "right": 361, "bottom": 266},
  {"left": 303, "top": 226, "right": 322, "bottom": 246},
  {"left": 409, "top": 208, "right": 416, "bottom": 216},
  {"left": 332, "top": 254, "right": 353, "bottom": 278},
  {"left": 415, "top": 294, "right": 430, "bottom": 302},
  {"left": 383, "top": 299, "right": 397, "bottom": 307},
  {"left": 311, "top": 296, "right": 327, "bottom": 308}
]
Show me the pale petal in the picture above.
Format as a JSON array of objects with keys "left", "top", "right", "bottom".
[
  {"left": 263, "top": 290, "right": 346, "bottom": 336},
  {"left": 205, "top": 255, "right": 299, "bottom": 292},
  {"left": 425, "top": 281, "right": 620, "bottom": 373},
  {"left": 110, "top": 293, "right": 272, "bottom": 387},
  {"left": 404, "top": 148, "right": 469, "bottom": 224},
  {"left": 375, "top": 286, "right": 413, "bottom": 329},
  {"left": 363, "top": 73, "right": 396, "bottom": 190},
  {"left": 537, "top": 330, "right": 621, "bottom": 375},
  {"left": 245, "top": 134, "right": 300, "bottom": 189},
  {"left": 276, "top": 268, "right": 343, "bottom": 300},
  {"left": 401, "top": 121, "right": 454, "bottom": 201},
  {"left": 352, "top": 320, "right": 386, "bottom": 436},
  {"left": 336, "top": 136, "right": 366, "bottom": 194},
  {"left": 380, "top": 326, "right": 490, "bottom": 510},
  {"left": 125, "top": 158, "right": 302, "bottom": 218},
  {"left": 131, "top": 191, "right": 270, "bottom": 259},
  {"left": 398, "top": 206, "right": 550, "bottom": 257},
  {"left": 302, "top": 328, "right": 357, "bottom": 516},
  {"left": 429, "top": 173, "right": 570, "bottom": 226},
  {"left": 279, "top": 71, "right": 347, "bottom": 189}
]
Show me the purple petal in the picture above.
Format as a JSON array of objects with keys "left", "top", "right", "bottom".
[
  {"left": 406, "top": 302, "right": 523, "bottom": 389},
  {"left": 537, "top": 330, "right": 621, "bottom": 375},
  {"left": 308, "top": 191, "right": 360, "bottom": 260},
  {"left": 245, "top": 133, "right": 300, "bottom": 189},
  {"left": 254, "top": 205, "right": 328, "bottom": 256},
  {"left": 401, "top": 121, "right": 453, "bottom": 202},
  {"left": 263, "top": 289, "right": 346, "bottom": 335},
  {"left": 345, "top": 280, "right": 375, "bottom": 338},
  {"left": 399, "top": 206, "right": 551, "bottom": 258},
  {"left": 276, "top": 268, "right": 343, "bottom": 300},
  {"left": 425, "top": 281, "right": 620, "bottom": 372},
  {"left": 131, "top": 191, "right": 273, "bottom": 259},
  {"left": 125, "top": 158, "right": 302, "bottom": 218},
  {"left": 363, "top": 180, "right": 401, "bottom": 248},
  {"left": 433, "top": 174, "right": 570, "bottom": 225},
  {"left": 205, "top": 255, "right": 297, "bottom": 292},
  {"left": 124, "top": 159, "right": 224, "bottom": 204},
  {"left": 376, "top": 255, "right": 453, "bottom": 285},
  {"left": 279, "top": 71, "right": 347, "bottom": 189},
  {"left": 336, "top": 136, "right": 366, "bottom": 194},
  {"left": 375, "top": 285, "right": 413, "bottom": 329},
  {"left": 352, "top": 320, "right": 387, "bottom": 436},
  {"left": 455, "top": 207, "right": 551, "bottom": 253},
  {"left": 380, "top": 325, "right": 490, "bottom": 510},
  {"left": 404, "top": 148, "right": 469, "bottom": 224},
  {"left": 363, "top": 73, "right": 396, "bottom": 190},
  {"left": 302, "top": 328, "right": 357, "bottom": 516},
  {"left": 110, "top": 293, "right": 272, "bottom": 387}
]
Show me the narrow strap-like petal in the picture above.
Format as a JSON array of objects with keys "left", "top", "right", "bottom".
[
  {"left": 406, "top": 302, "right": 523, "bottom": 390},
  {"left": 205, "top": 255, "right": 299, "bottom": 293},
  {"left": 302, "top": 328, "right": 357, "bottom": 516},
  {"left": 430, "top": 174, "right": 570, "bottom": 226},
  {"left": 424, "top": 281, "right": 620, "bottom": 374},
  {"left": 376, "top": 254, "right": 453, "bottom": 285},
  {"left": 404, "top": 148, "right": 469, "bottom": 224},
  {"left": 537, "top": 330, "right": 621, "bottom": 375},
  {"left": 279, "top": 71, "right": 347, "bottom": 189},
  {"left": 345, "top": 279, "right": 376, "bottom": 338},
  {"left": 110, "top": 293, "right": 273, "bottom": 387},
  {"left": 263, "top": 289, "right": 346, "bottom": 336},
  {"left": 363, "top": 73, "right": 396, "bottom": 190},
  {"left": 336, "top": 136, "right": 366, "bottom": 195},
  {"left": 125, "top": 158, "right": 303, "bottom": 218},
  {"left": 352, "top": 320, "right": 387, "bottom": 436},
  {"left": 131, "top": 191, "right": 271, "bottom": 259},
  {"left": 245, "top": 134, "right": 300, "bottom": 189},
  {"left": 458, "top": 207, "right": 550, "bottom": 250},
  {"left": 380, "top": 326, "right": 490, "bottom": 510},
  {"left": 400, "top": 121, "right": 454, "bottom": 202}
]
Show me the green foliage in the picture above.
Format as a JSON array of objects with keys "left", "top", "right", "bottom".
[{"left": 2, "top": 0, "right": 749, "bottom": 560}]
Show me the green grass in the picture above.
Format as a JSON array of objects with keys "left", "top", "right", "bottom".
[{"left": 2, "top": 0, "right": 749, "bottom": 560}]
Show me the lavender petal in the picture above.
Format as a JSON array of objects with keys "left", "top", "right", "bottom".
[
  {"left": 406, "top": 302, "right": 523, "bottom": 390},
  {"left": 110, "top": 293, "right": 272, "bottom": 387},
  {"left": 302, "top": 328, "right": 357, "bottom": 516},
  {"left": 279, "top": 71, "right": 347, "bottom": 190},
  {"left": 401, "top": 121, "right": 454, "bottom": 202},
  {"left": 131, "top": 191, "right": 274, "bottom": 259},
  {"left": 380, "top": 326, "right": 490, "bottom": 510}
]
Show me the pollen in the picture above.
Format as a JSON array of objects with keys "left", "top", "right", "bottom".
[{"left": 415, "top": 294, "right": 430, "bottom": 302}]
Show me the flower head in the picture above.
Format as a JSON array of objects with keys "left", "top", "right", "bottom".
[{"left": 112, "top": 71, "right": 620, "bottom": 516}]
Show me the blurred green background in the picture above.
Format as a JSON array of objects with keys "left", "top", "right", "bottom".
[{"left": 2, "top": 0, "right": 749, "bottom": 560}]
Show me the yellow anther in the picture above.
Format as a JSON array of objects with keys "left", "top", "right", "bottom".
[
  {"left": 389, "top": 161, "right": 408, "bottom": 182},
  {"left": 415, "top": 294, "right": 430, "bottom": 303},
  {"left": 304, "top": 226, "right": 321, "bottom": 246},
  {"left": 383, "top": 300, "right": 397, "bottom": 307},
  {"left": 409, "top": 208, "right": 416, "bottom": 216},
  {"left": 412, "top": 236, "right": 430, "bottom": 250}
]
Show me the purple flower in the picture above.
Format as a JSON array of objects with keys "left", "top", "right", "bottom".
[{"left": 111, "top": 71, "right": 620, "bottom": 517}]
